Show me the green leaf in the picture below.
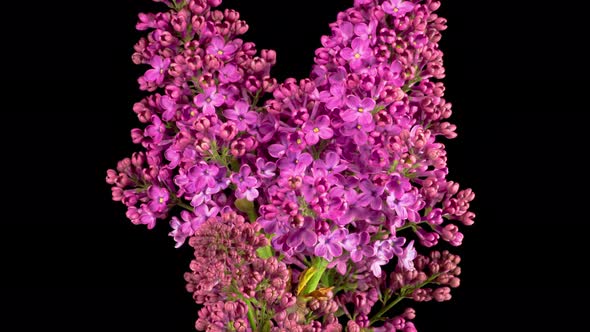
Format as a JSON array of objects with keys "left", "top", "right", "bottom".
[
  {"left": 235, "top": 198, "right": 254, "bottom": 213},
  {"left": 234, "top": 198, "right": 257, "bottom": 222},
  {"left": 256, "top": 245, "right": 274, "bottom": 259},
  {"left": 298, "top": 257, "right": 329, "bottom": 296}
]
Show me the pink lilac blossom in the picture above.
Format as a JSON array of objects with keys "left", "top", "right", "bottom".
[{"left": 107, "top": 0, "right": 475, "bottom": 330}]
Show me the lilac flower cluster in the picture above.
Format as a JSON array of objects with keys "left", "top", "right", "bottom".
[
  {"left": 185, "top": 210, "right": 342, "bottom": 331},
  {"left": 107, "top": 0, "right": 475, "bottom": 330}
]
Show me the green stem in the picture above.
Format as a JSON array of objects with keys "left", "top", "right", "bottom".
[
  {"left": 369, "top": 273, "right": 440, "bottom": 325},
  {"left": 395, "top": 221, "right": 425, "bottom": 232},
  {"left": 245, "top": 300, "right": 257, "bottom": 330},
  {"left": 369, "top": 295, "right": 405, "bottom": 324},
  {"left": 252, "top": 90, "right": 262, "bottom": 107},
  {"left": 176, "top": 200, "right": 194, "bottom": 212}
]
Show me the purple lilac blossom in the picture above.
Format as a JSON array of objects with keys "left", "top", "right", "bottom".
[{"left": 107, "top": 0, "right": 475, "bottom": 330}]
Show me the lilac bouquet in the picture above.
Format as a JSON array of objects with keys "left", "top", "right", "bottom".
[{"left": 107, "top": 0, "right": 475, "bottom": 330}]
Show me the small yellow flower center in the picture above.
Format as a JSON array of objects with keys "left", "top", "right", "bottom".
[
  {"left": 296, "top": 138, "right": 302, "bottom": 144},
  {"left": 190, "top": 111, "right": 195, "bottom": 116},
  {"left": 313, "top": 128, "right": 320, "bottom": 133},
  {"left": 159, "top": 197, "right": 164, "bottom": 204},
  {"left": 358, "top": 107, "right": 364, "bottom": 113},
  {"left": 217, "top": 50, "right": 224, "bottom": 55},
  {"left": 206, "top": 97, "right": 212, "bottom": 103},
  {"left": 354, "top": 53, "right": 361, "bottom": 59},
  {"left": 394, "top": 7, "right": 399, "bottom": 12},
  {"left": 357, "top": 125, "right": 362, "bottom": 129}
]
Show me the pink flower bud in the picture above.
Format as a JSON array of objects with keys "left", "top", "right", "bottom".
[
  {"left": 347, "top": 321, "right": 361, "bottom": 332},
  {"left": 117, "top": 158, "right": 131, "bottom": 172},
  {"left": 433, "top": 287, "right": 452, "bottom": 302},
  {"left": 417, "top": 228, "right": 439, "bottom": 247},
  {"left": 219, "top": 122, "right": 238, "bottom": 141},
  {"left": 171, "top": 15, "right": 187, "bottom": 32},
  {"left": 203, "top": 54, "right": 221, "bottom": 70},
  {"left": 245, "top": 75, "right": 261, "bottom": 93},
  {"left": 194, "top": 136, "right": 211, "bottom": 154},
  {"left": 230, "top": 140, "right": 246, "bottom": 157},
  {"left": 224, "top": 9, "right": 239, "bottom": 22},
  {"left": 262, "top": 76, "right": 277, "bottom": 93},
  {"left": 111, "top": 187, "right": 124, "bottom": 201},
  {"left": 233, "top": 20, "right": 249, "bottom": 35},
  {"left": 261, "top": 49, "right": 277, "bottom": 65},
  {"left": 404, "top": 307, "right": 416, "bottom": 320},
  {"left": 249, "top": 57, "right": 266, "bottom": 73},
  {"left": 105, "top": 169, "right": 118, "bottom": 185},
  {"left": 315, "top": 48, "right": 331, "bottom": 65},
  {"left": 131, "top": 152, "right": 145, "bottom": 168}
]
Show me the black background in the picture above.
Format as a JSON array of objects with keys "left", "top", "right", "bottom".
[{"left": 1, "top": 0, "right": 588, "bottom": 331}]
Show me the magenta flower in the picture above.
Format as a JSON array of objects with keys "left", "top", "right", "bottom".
[
  {"left": 386, "top": 190, "right": 419, "bottom": 221},
  {"left": 268, "top": 137, "right": 289, "bottom": 158},
  {"left": 223, "top": 101, "right": 257, "bottom": 131},
  {"left": 382, "top": 0, "right": 415, "bottom": 17},
  {"left": 144, "top": 115, "right": 165, "bottom": 144},
  {"left": 159, "top": 95, "right": 177, "bottom": 121},
  {"left": 230, "top": 165, "right": 260, "bottom": 201},
  {"left": 398, "top": 240, "right": 417, "bottom": 270},
  {"left": 218, "top": 63, "right": 242, "bottom": 83},
  {"left": 370, "top": 241, "right": 392, "bottom": 277},
  {"left": 206, "top": 36, "right": 238, "bottom": 61},
  {"left": 340, "top": 37, "right": 372, "bottom": 71},
  {"left": 144, "top": 55, "right": 170, "bottom": 85},
  {"left": 187, "top": 162, "right": 220, "bottom": 193},
  {"left": 354, "top": 20, "right": 378, "bottom": 45},
  {"left": 255, "top": 158, "right": 276, "bottom": 178},
  {"left": 194, "top": 202, "right": 219, "bottom": 223},
  {"left": 340, "top": 120, "right": 375, "bottom": 145},
  {"left": 286, "top": 216, "right": 318, "bottom": 249},
  {"left": 342, "top": 231, "right": 375, "bottom": 262},
  {"left": 315, "top": 228, "right": 347, "bottom": 261},
  {"left": 324, "top": 83, "right": 347, "bottom": 110},
  {"left": 169, "top": 216, "right": 192, "bottom": 248},
  {"left": 340, "top": 95, "right": 375, "bottom": 125},
  {"left": 277, "top": 151, "right": 313, "bottom": 174},
  {"left": 147, "top": 185, "right": 169, "bottom": 213},
  {"left": 387, "top": 173, "right": 412, "bottom": 198},
  {"left": 136, "top": 13, "right": 156, "bottom": 31},
  {"left": 219, "top": 84, "right": 240, "bottom": 106},
  {"left": 314, "top": 151, "right": 347, "bottom": 175},
  {"left": 333, "top": 21, "right": 354, "bottom": 43},
  {"left": 302, "top": 115, "right": 334, "bottom": 145},
  {"left": 133, "top": 204, "right": 156, "bottom": 230},
  {"left": 379, "top": 60, "right": 405, "bottom": 87},
  {"left": 410, "top": 32, "right": 428, "bottom": 49},
  {"left": 168, "top": 210, "right": 203, "bottom": 248},
  {"left": 194, "top": 87, "right": 224, "bottom": 115},
  {"left": 356, "top": 180, "right": 385, "bottom": 210},
  {"left": 287, "top": 131, "right": 307, "bottom": 151}
]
